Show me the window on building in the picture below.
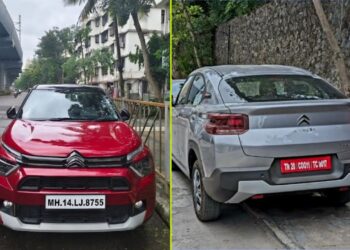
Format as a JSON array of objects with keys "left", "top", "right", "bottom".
[
  {"left": 110, "top": 66, "right": 114, "bottom": 75},
  {"left": 85, "top": 37, "right": 91, "bottom": 48},
  {"left": 95, "top": 67, "right": 100, "bottom": 77},
  {"left": 102, "top": 66, "right": 109, "bottom": 76},
  {"left": 101, "top": 30, "right": 108, "bottom": 43},
  {"left": 161, "top": 10, "right": 165, "bottom": 24},
  {"left": 110, "top": 26, "right": 115, "bottom": 37},
  {"left": 95, "top": 35, "right": 100, "bottom": 44},
  {"left": 119, "top": 34, "right": 125, "bottom": 49},
  {"left": 110, "top": 43, "right": 115, "bottom": 54},
  {"left": 102, "top": 14, "right": 108, "bottom": 26},
  {"left": 86, "top": 20, "right": 92, "bottom": 28},
  {"left": 95, "top": 17, "right": 100, "bottom": 27}
]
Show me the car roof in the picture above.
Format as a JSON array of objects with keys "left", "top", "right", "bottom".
[
  {"left": 33, "top": 84, "right": 104, "bottom": 91},
  {"left": 193, "top": 65, "right": 315, "bottom": 78}
]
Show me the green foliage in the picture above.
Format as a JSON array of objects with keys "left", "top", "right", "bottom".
[
  {"left": 129, "top": 33, "right": 170, "bottom": 90},
  {"left": 173, "top": 0, "right": 266, "bottom": 78},
  {"left": 15, "top": 25, "right": 114, "bottom": 89}
]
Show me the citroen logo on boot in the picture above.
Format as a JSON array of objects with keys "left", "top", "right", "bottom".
[{"left": 297, "top": 115, "right": 310, "bottom": 126}]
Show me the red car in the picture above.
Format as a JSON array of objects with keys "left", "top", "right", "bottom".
[{"left": 0, "top": 84, "right": 155, "bottom": 232}]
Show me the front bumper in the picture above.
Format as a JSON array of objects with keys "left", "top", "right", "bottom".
[
  {"left": 0, "top": 167, "right": 155, "bottom": 232},
  {"left": 0, "top": 210, "right": 146, "bottom": 232}
]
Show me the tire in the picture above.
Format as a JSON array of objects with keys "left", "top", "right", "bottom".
[
  {"left": 192, "top": 160, "right": 221, "bottom": 221},
  {"left": 322, "top": 189, "right": 350, "bottom": 206}
]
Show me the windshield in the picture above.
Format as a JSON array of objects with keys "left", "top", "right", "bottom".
[
  {"left": 20, "top": 89, "right": 119, "bottom": 121},
  {"left": 221, "top": 75, "right": 346, "bottom": 102}
]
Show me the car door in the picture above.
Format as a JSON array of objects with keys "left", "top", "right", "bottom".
[
  {"left": 172, "top": 76, "right": 194, "bottom": 171},
  {"left": 177, "top": 74, "right": 206, "bottom": 174}
]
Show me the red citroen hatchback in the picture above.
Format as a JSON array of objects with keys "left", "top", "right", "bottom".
[{"left": 0, "top": 84, "right": 155, "bottom": 232}]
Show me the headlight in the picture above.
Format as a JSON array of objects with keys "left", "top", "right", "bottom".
[
  {"left": 130, "top": 157, "right": 154, "bottom": 177},
  {"left": 0, "top": 158, "right": 18, "bottom": 176},
  {"left": 127, "top": 145, "right": 144, "bottom": 161}
]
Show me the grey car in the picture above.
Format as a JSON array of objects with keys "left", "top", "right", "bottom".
[{"left": 172, "top": 65, "right": 350, "bottom": 221}]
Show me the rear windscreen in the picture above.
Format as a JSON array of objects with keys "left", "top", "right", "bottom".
[{"left": 220, "top": 75, "right": 346, "bottom": 102}]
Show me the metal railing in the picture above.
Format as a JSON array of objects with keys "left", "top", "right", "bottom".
[{"left": 114, "top": 98, "right": 170, "bottom": 194}]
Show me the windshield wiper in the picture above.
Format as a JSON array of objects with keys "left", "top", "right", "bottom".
[
  {"left": 46, "top": 117, "right": 73, "bottom": 121},
  {"left": 91, "top": 117, "right": 119, "bottom": 121}
]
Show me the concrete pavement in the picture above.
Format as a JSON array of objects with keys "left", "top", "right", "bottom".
[
  {"left": 173, "top": 168, "right": 350, "bottom": 249},
  {"left": 172, "top": 169, "right": 283, "bottom": 249}
]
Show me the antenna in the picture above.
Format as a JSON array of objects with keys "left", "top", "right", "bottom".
[{"left": 16, "top": 15, "right": 21, "bottom": 43}]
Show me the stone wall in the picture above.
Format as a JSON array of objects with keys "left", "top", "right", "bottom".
[{"left": 215, "top": 0, "right": 350, "bottom": 90}]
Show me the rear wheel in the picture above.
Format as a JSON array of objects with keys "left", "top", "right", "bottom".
[
  {"left": 322, "top": 188, "right": 350, "bottom": 206},
  {"left": 192, "top": 160, "right": 221, "bottom": 221}
]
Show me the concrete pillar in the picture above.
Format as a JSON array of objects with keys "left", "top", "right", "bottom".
[{"left": 0, "top": 63, "right": 4, "bottom": 90}]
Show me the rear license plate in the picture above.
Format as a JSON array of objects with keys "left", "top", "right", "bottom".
[
  {"left": 45, "top": 195, "right": 105, "bottom": 209},
  {"left": 280, "top": 156, "right": 332, "bottom": 174}
]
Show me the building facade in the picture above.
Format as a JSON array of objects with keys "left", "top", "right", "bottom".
[{"left": 77, "top": 0, "right": 169, "bottom": 99}]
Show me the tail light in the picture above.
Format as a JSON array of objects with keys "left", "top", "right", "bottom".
[{"left": 205, "top": 113, "right": 249, "bottom": 135}]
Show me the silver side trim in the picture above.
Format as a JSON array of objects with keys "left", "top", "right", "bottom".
[
  {"left": 226, "top": 174, "right": 350, "bottom": 204},
  {"left": 0, "top": 211, "right": 146, "bottom": 232}
]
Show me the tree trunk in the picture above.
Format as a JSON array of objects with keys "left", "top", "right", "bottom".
[
  {"left": 113, "top": 16, "right": 125, "bottom": 98},
  {"left": 131, "top": 11, "right": 162, "bottom": 101},
  {"left": 180, "top": 0, "right": 202, "bottom": 68},
  {"left": 313, "top": 0, "right": 349, "bottom": 94},
  {"left": 80, "top": 40, "right": 87, "bottom": 85}
]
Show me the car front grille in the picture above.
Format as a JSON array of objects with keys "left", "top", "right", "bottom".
[
  {"left": 18, "top": 177, "right": 130, "bottom": 191},
  {"left": 19, "top": 154, "right": 128, "bottom": 168},
  {"left": 15, "top": 205, "right": 132, "bottom": 224}
]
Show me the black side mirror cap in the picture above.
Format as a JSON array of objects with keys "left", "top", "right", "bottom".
[
  {"left": 6, "top": 107, "right": 17, "bottom": 119},
  {"left": 120, "top": 108, "right": 130, "bottom": 121}
]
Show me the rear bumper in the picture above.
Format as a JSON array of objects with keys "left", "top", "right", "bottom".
[
  {"left": 226, "top": 174, "right": 350, "bottom": 203},
  {"left": 203, "top": 165, "right": 350, "bottom": 203},
  {"left": 0, "top": 211, "right": 146, "bottom": 232}
]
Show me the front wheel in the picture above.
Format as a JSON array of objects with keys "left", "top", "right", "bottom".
[{"left": 192, "top": 160, "right": 221, "bottom": 221}]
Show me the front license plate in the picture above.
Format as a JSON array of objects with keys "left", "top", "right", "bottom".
[
  {"left": 280, "top": 155, "right": 332, "bottom": 174},
  {"left": 45, "top": 195, "right": 106, "bottom": 209}
]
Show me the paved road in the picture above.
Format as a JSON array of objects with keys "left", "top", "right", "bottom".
[
  {"left": 0, "top": 94, "right": 169, "bottom": 250},
  {"left": 173, "top": 169, "right": 350, "bottom": 249},
  {"left": 172, "top": 169, "right": 283, "bottom": 249}
]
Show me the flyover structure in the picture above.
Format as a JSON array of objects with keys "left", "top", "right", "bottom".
[{"left": 0, "top": 0, "right": 22, "bottom": 90}]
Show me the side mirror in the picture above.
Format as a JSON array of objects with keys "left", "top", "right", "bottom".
[
  {"left": 6, "top": 107, "right": 17, "bottom": 119},
  {"left": 120, "top": 108, "right": 130, "bottom": 121}
]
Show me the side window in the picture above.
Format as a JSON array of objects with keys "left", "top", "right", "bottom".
[
  {"left": 177, "top": 76, "right": 194, "bottom": 105},
  {"left": 187, "top": 75, "right": 205, "bottom": 106}
]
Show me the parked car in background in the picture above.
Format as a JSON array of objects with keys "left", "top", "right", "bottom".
[
  {"left": 0, "top": 84, "right": 155, "bottom": 232},
  {"left": 172, "top": 65, "right": 350, "bottom": 221},
  {"left": 172, "top": 79, "right": 185, "bottom": 104}
]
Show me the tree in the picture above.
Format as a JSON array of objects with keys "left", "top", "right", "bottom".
[
  {"left": 173, "top": 0, "right": 265, "bottom": 78},
  {"left": 129, "top": 33, "right": 170, "bottom": 97},
  {"left": 64, "top": 0, "right": 126, "bottom": 97},
  {"left": 312, "top": 0, "right": 349, "bottom": 94},
  {"left": 64, "top": 0, "right": 164, "bottom": 100},
  {"left": 75, "top": 26, "right": 91, "bottom": 84}
]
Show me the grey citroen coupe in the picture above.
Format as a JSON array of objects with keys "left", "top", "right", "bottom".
[{"left": 172, "top": 65, "right": 350, "bottom": 221}]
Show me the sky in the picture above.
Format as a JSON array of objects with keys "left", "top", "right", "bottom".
[{"left": 3, "top": 0, "right": 82, "bottom": 67}]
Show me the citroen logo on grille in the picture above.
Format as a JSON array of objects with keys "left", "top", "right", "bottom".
[
  {"left": 297, "top": 114, "right": 310, "bottom": 126},
  {"left": 66, "top": 151, "right": 86, "bottom": 168}
]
